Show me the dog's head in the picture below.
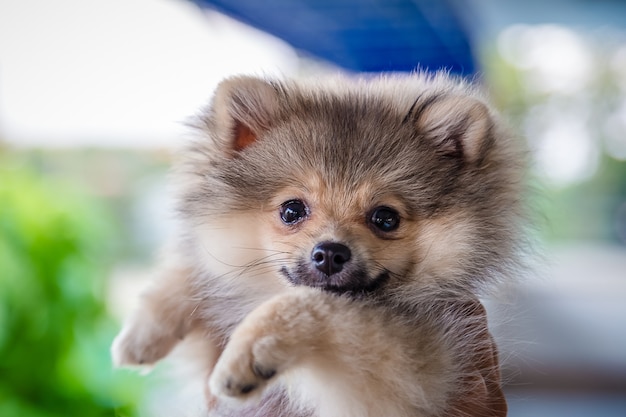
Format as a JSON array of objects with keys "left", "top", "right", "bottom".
[{"left": 178, "top": 75, "right": 524, "bottom": 297}]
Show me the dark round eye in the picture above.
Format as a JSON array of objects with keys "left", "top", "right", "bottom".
[
  {"left": 369, "top": 206, "right": 400, "bottom": 233},
  {"left": 280, "top": 200, "right": 308, "bottom": 225}
]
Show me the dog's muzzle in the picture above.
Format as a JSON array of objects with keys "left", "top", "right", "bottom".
[{"left": 280, "top": 241, "right": 389, "bottom": 295}]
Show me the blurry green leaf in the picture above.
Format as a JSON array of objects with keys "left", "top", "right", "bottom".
[{"left": 0, "top": 156, "right": 143, "bottom": 417}]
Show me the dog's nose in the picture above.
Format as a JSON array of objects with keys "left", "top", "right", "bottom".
[{"left": 311, "top": 242, "right": 351, "bottom": 276}]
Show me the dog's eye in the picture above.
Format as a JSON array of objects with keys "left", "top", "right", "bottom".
[
  {"left": 280, "top": 200, "right": 308, "bottom": 225},
  {"left": 369, "top": 206, "right": 400, "bottom": 233}
]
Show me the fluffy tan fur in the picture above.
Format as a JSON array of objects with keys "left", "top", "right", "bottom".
[{"left": 112, "top": 72, "right": 525, "bottom": 417}]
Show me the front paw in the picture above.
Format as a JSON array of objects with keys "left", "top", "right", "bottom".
[
  {"left": 111, "top": 317, "right": 181, "bottom": 368},
  {"left": 208, "top": 333, "right": 281, "bottom": 401},
  {"left": 209, "top": 289, "right": 325, "bottom": 401}
]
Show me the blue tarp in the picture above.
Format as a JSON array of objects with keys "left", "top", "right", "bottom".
[{"left": 191, "top": 0, "right": 476, "bottom": 74}]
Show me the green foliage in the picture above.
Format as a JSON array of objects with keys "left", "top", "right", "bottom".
[
  {"left": 480, "top": 40, "right": 626, "bottom": 244},
  {"left": 0, "top": 158, "right": 143, "bottom": 417}
]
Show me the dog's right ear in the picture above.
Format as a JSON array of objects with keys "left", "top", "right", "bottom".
[
  {"left": 209, "top": 76, "right": 282, "bottom": 155},
  {"left": 413, "top": 94, "right": 493, "bottom": 165}
]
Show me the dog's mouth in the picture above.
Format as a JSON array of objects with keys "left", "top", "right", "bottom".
[{"left": 279, "top": 265, "right": 390, "bottom": 295}]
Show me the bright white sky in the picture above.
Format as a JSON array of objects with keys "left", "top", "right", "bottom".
[{"left": 0, "top": 0, "right": 298, "bottom": 147}]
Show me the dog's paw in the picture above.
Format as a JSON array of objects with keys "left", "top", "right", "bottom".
[
  {"left": 208, "top": 333, "right": 281, "bottom": 401},
  {"left": 208, "top": 290, "right": 325, "bottom": 401},
  {"left": 111, "top": 318, "right": 181, "bottom": 368}
]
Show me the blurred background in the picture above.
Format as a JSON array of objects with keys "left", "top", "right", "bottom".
[{"left": 1, "top": 0, "right": 625, "bottom": 416}]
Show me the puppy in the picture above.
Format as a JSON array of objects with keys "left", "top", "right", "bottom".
[{"left": 112, "top": 73, "right": 525, "bottom": 417}]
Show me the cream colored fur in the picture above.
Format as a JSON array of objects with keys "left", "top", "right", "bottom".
[{"left": 112, "top": 72, "right": 524, "bottom": 417}]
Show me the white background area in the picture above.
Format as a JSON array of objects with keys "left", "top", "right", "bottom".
[{"left": 0, "top": 0, "right": 298, "bottom": 147}]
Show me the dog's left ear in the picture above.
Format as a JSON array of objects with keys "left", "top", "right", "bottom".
[
  {"left": 415, "top": 95, "right": 493, "bottom": 164},
  {"left": 210, "top": 76, "right": 282, "bottom": 154}
]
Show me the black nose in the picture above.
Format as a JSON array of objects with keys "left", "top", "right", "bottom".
[{"left": 311, "top": 242, "right": 351, "bottom": 276}]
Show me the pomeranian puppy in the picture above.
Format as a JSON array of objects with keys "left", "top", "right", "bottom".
[{"left": 112, "top": 72, "right": 525, "bottom": 417}]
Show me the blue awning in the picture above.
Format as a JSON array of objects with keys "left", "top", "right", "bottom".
[{"left": 190, "top": 0, "right": 476, "bottom": 74}]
